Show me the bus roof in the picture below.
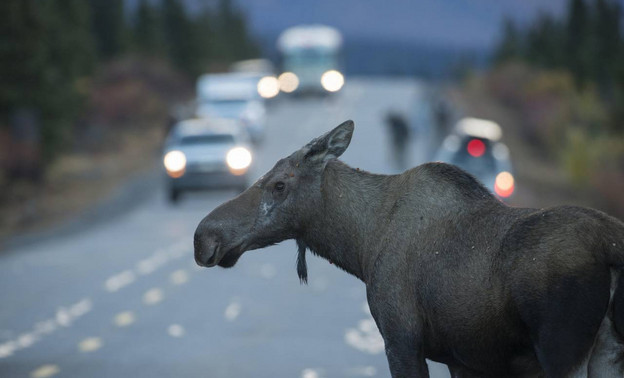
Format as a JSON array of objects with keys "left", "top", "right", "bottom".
[{"left": 277, "top": 24, "right": 343, "bottom": 52}]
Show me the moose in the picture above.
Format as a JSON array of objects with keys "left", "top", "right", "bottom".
[{"left": 194, "top": 120, "right": 624, "bottom": 377}]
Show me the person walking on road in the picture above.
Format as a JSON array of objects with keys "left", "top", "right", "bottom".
[{"left": 385, "top": 111, "right": 410, "bottom": 169}]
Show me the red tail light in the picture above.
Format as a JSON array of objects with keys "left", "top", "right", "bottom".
[
  {"left": 494, "top": 171, "right": 515, "bottom": 198},
  {"left": 467, "top": 139, "right": 486, "bottom": 157}
]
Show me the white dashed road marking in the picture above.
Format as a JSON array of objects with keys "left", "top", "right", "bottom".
[
  {"left": 260, "top": 263, "right": 277, "bottom": 279},
  {"left": 143, "top": 288, "right": 164, "bottom": 305},
  {"left": 104, "top": 270, "right": 136, "bottom": 292},
  {"left": 224, "top": 299, "right": 242, "bottom": 322},
  {"left": 170, "top": 269, "right": 189, "bottom": 285},
  {"left": 344, "top": 318, "right": 385, "bottom": 355},
  {"left": 0, "top": 298, "right": 92, "bottom": 359},
  {"left": 114, "top": 311, "right": 135, "bottom": 327},
  {"left": 167, "top": 324, "right": 185, "bottom": 338},
  {"left": 30, "top": 364, "right": 60, "bottom": 378},
  {"left": 136, "top": 250, "right": 169, "bottom": 276},
  {"left": 301, "top": 368, "right": 324, "bottom": 378},
  {"left": 346, "top": 366, "right": 377, "bottom": 376},
  {"left": 78, "top": 337, "right": 102, "bottom": 353}
]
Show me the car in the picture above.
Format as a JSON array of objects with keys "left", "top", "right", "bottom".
[
  {"left": 163, "top": 118, "right": 253, "bottom": 203},
  {"left": 434, "top": 117, "right": 515, "bottom": 200},
  {"left": 195, "top": 72, "right": 275, "bottom": 144}
]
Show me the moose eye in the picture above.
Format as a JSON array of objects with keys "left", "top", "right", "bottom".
[{"left": 274, "top": 181, "right": 285, "bottom": 192}]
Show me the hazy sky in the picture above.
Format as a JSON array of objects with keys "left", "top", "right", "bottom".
[
  {"left": 146, "top": 0, "right": 572, "bottom": 49},
  {"left": 234, "top": 0, "right": 570, "bottom": 49}
]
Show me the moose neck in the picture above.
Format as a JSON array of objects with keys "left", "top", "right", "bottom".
[{"left": 301, "top": 160, "right": 389, "bottom": 283}]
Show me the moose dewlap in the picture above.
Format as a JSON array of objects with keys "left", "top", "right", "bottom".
[{"left": 194, "top": 120, "right": 624, "bottom": 377}]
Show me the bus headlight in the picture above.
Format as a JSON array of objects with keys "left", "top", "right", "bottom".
[
  {"left": 278, "top": 72, "right": 299, "bottom": 93},
  {"left": 226, "top": 147, "right": 252, "bottom": 175},
  {"left": 321, "top": 70, "right": 344, "bottom": 92},
  {"left": 257, "top": 76, "right": 280, "bottom": 98},
  {"left": 164, "top": 150, "right": 186, "bottom": 178}
]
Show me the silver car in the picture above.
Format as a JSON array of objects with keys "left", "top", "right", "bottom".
[
  {"left": 163, "top": 118, "right": 253, "bottom": 203},
  {"left": 435, "top": 117, "right": 515, "bottom": 200},
  {"left": 195, "top": 72, "right": 270, "bottom": 144}
]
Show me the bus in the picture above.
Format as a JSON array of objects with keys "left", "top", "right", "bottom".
[{"left": 276, "top": 25, "right": 344, "bottom": 94}]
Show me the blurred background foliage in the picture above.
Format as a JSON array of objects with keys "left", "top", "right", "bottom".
[
  {"left": 0, "top": 0, "right": 258, "bottom": 187},
  {"left": 489, "top": 0, "right": 624, "bottom": 213},
  {"left": 0, "top": 0, "right": 258, "bottom": 231}
]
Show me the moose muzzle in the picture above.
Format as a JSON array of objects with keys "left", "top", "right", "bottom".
[{"left": 194, "top": 228, "right": 220, "bottom": 267}]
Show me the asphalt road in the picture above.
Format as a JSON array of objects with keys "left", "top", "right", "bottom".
[{"left": 0, "top": 78, "right": 451, "bottom": 378}]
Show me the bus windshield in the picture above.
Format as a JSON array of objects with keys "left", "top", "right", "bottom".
[{"left": 283, "top": 49, "right": 336, "bottom": 72}]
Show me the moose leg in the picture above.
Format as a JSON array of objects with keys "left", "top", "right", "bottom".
[
  {"left": 587, "top": 270, "right": 624, "bottom": 377},
  {"left": 366, "top": 292, "right": 429, "bottom": 377},
  {"left": 519, "top": 268, "right": 609, "bottom": 378},
  {"left": 447, "top": 366, "right": 480, "bottom": 378},
  {"left": 587, "top": 314, "right": 624, "bottom": 377},
  {"left": 383, "top": 332, "right": 429, "bottom": 378}
]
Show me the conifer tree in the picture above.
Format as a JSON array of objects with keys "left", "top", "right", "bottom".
[
  {"left": 134, "top": 0, "right": 165, "bottom": 57},
  {"left": 162, "top": 0, "right": 198, "bottom": 76},
  {"left": 89, "top": 0, "right": 128, "bottom": 60}
]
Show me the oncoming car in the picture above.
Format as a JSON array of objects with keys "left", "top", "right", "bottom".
[
  {"left": 163, "top": 118, "right": 253, "bottom": 203},
  {"left": 195, "top": 72, "right": 271, "bottom": 144},
  {"left": 435, "top": 117, "right": 515, "bottom": 200}
]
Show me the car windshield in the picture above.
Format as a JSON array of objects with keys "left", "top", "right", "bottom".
[
  {"left": 179, "top": 134, "right": 235, "bottom": 146},
  {"left": 200, "top": 100, "right": 248, "bottom": 118}
]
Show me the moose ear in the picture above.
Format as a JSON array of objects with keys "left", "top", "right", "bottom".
[{"left": 303, "top": 120, "right": 354, "bottom": 163}]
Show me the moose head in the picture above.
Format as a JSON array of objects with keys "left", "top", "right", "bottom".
[{"left": 194, "top": 120, "right": 355, "bottom": 282}]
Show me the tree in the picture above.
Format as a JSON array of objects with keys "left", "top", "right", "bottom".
[
  {"left": 89, "top": 0, "right": 128, "bottom": 60},
  {"left": 133, "top": 0, "right": 165, "bottom": 57},
  {"left": 565, "top": 0, "right": 590, "bottom": 86},
  {"left": 0, "top": 0, "right": 97, "bottom": 164},
  {"left": 162, "top": 0, "right": 198, "bottom": 76},
  {"left": 591, "top": 0, "right": 622, "bottom": 86},
  {"left": 525, "top": 13, "right": 565, "bottom": 69},
  {"left": 192, "top": 9, "right": 215, "bottom": 74},
  {"left": 0, "top": 0, "right": 46, "bottom": 120},
  {"left": 213, "top": 0, "right": 259, "bottom": 63},
  {"left": 38, "top": 0, "right": 97, "bottom": 159},
  {"left": 494, "top": 18, "right": 523, "bottom": 63}
]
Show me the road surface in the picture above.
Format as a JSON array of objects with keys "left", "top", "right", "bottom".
[{"left": 0, "top": 78, "right": 451, "bottom": 378}]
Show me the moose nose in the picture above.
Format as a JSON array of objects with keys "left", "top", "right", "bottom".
[{"left": 194, "top": 229, "right": 220, "bottom": 267}]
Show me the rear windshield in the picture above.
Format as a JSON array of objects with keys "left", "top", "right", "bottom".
[
  {"left": 450, "top": 138, "right": 496, "bottom": 177},
  {"left": 179, "top": 135, "right": 235, "bottom": 146}
]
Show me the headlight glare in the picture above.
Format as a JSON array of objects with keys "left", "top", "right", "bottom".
[
  {"left": 226, "top": 147, "right": 252, "bottom": 174},
  {"left": 278, "top": 72, "right": 299, "bottom": 93},
  {"left": 164, "top": 150, "right": 186, "bottom": 177},
  {"left": 257, "top": 76, "right": 280, "bottom": 98},
  {"left": 321, "top": 70, "right": 344, "bottom": 92}
]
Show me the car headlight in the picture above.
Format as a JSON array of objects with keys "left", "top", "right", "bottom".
[
  {"left": 278, "top": 72, "right": 299, "bottom": 93},
  {"left": 226, "top": 147, "right": 252, "bottom": 175},
  {"left": 257, "top": 76, "right": 280, "bottom": 99},
  {"left": 321, "top": 70, "right": 344, "bottom": 92},
  {"left": 164, "top": 150, "right": 186, "bottom": 178}
]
